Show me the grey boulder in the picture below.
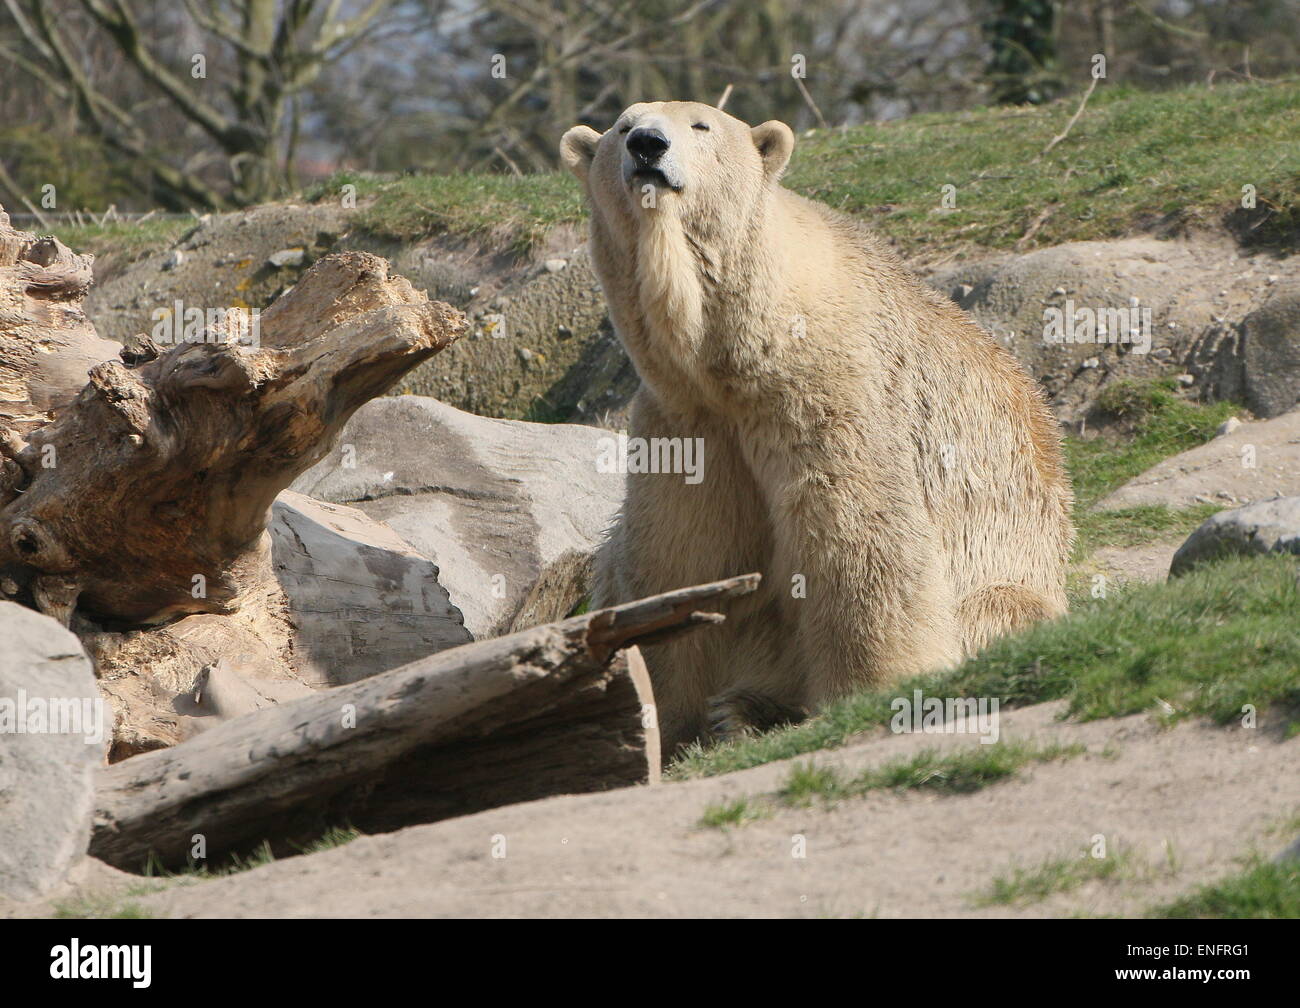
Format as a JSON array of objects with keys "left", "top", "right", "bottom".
[
  {"left": 1242, "top": 283, "right": 1300, "bottom": 419},
  {"left": 0, "top": 602, "right": 105, "bottom": 902},
  {"left": 1169, "top": 496, "right": 1300, "bottom": 576},
  {"left": 291, "top": 395, "right": 625, "bottom": 640}
]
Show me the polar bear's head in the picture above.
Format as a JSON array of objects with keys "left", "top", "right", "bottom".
[{"left": 560, "top": 101, "right": 794, "bottom": 223}]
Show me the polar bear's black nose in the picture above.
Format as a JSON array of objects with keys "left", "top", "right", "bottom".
[{"left": 626, "top": 127, "right": 670, "bottom": 165}]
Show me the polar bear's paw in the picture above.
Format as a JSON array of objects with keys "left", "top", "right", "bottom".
[{"left": 707, "top": 689, "right": 809, "bottom": 743}]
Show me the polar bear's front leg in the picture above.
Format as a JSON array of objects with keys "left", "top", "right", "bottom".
[
  {"left": 594, "top": 389, "right": 784, "bottom": 754},
  {"left": 773, "top": 472, "right": 964, "bottom": 709}
]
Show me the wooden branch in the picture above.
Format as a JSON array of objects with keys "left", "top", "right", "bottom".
[
  {"left": 0, "top": 242, "right": 466, "bottom": 626},
  {"left": 90, "top": 575, "right": 758, "bottom": 871},
  {"left": 1034, "top": 75, "right": 1099, "bottom": 164}
]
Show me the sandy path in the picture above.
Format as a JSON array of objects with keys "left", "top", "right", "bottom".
[{"left": 110, "top": 700, "right": 1297, "bottom": 919}]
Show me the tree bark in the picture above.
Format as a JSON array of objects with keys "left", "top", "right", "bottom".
[{"left": 91, "top": 575, "right": 758, "bottom": 871}]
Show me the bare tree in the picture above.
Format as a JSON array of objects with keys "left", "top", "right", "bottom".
[{"left": 1, "top": 0, "right": 398, "bottom": 208}]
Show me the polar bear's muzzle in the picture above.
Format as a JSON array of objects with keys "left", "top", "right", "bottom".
[{"left": 623, "top": 126, "right": 685, "bottom": 193}]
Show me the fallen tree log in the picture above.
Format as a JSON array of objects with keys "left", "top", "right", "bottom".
[{"left": 91, "top": 574, "right": 759, "bottom": 871}]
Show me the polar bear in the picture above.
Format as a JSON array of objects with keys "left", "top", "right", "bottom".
[{"left": 561, "top": 101, "right": 1074, "bottom": 755}]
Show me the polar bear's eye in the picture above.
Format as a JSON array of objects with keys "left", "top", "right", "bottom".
[
  {"left": 692, "top": 122, "right": 710, "bottom": 131},
  {"left": 618, "top": 124, "right": 631, "bottom": 134}
]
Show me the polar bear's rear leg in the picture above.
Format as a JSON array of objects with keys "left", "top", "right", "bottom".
[{"left": 956, "top": 583, "right": 1066, "bottom": 656}]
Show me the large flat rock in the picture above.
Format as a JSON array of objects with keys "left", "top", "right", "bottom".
[
  {"left": 1094, "top": 407, "right": 1300, "bottom": 511},
  {"left": 291, "top": 395, "right": 625, "bottom": 639}
]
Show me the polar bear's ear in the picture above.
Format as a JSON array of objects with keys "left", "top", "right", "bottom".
[
  {"left": 560, "top": 126, "right": 601, "bottom": 181},
  {"left": 751, "top": 120, "right": 794, "bottom": 180}
]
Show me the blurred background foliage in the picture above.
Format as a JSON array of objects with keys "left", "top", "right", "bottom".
[{"left": 1, "top": 0, "right": 1298, "bottom": 213}]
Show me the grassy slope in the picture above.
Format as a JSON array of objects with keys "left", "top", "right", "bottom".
[
  {"left": 787, "top": 79, "right": 1300, "bottom": 257},
  {"left": 286, "top": 78, "right": 1300, "bottom": 258},
  {"left": 45, "top": 80, "right": 1298, "bottom": 263},
  {"left": 48, "top": 215, "right": 194, "bottom": 263},
  {"left": 1066, "top": 377, "right": 1241, "bottom": 562},
  {"left": 41, "top": 79, "right": 1298, "bottom": 266},
  {"left": 673, "top": 553, "right": 1300, "bottom": 779},
  {"left": 1067, "top": 378, "right": 1241, "bottom": 511}
]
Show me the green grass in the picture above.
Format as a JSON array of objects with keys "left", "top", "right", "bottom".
[
  {"left": 671, "top": 553, "right": 1300, "bottom": 779},
  {"left": 302, "top": 80, "right": 1300, "bottom": 258},
  {"left": 48, "top": 216, "right": 194, "bottom": 263},
  {"left": 781, "top": 742, "right": 1085, "bottom": 805},
  {"left": 139, "top": 826, "right": 362, "bottom": 880},
  {"left": 697, "top": 797, "right": 765, "bottom": 828},
  {"left": 975, "top": 846, "right": 1139, "bottom": 907},
  {"left": 38, "top": 82, "right": 1298, "bottom": 266},
  {"left": 1074, "top": 503, "right": 1224, "bottom": 559},
  {"left": 1150, "top": 858, "right": 1300, "bottom": 918},
  {"left": 1064, "top": 376, "right": 1241, "bottom": 562},
  {"left": 306, "top": 169, "right": 583, "bottom": 257},
  {"left": 1067, "top": 377, "right": 1243, "bottom": 511},
  {"left": 856, "top": 741, "right": 1084, "bottom": 794},
  {"left": 779, "top": 760, "right": 849, "bottom": 805},
  {"left": 697, "top": 742, "right": 1084, "bottom": 827},
  {"left": 295, "top": 826, "right": 362, "bottom": 857},
  {"left": 787, "top": 79, "right": 1300, "bottom": 256}
]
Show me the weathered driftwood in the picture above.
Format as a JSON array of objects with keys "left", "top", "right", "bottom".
[
  {"left": 91, "top": 575, "right": 758, "bottom": 871},
  {"left": 0, "top": 206, "right": 121, "bottom": 436},
  {"left": 0, "top": 211, "right": 468, "bottom": 759},
  {"left": 0, "top": 246, "right": 466, "bottom": 627}
]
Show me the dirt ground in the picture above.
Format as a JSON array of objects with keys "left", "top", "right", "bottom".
[
  {"left": 17, "top": 699, "right": 1290, "bottom": 919},
  {"left": 1091, "top": 538, "right": 1184, "bottom": 584}
]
